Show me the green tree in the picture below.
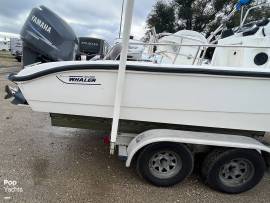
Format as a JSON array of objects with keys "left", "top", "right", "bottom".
[
  {"left": 146, "top": 0, "right": 270, "bottom": 35},
  {"left": 146, "top": 0, "right": 177, "bottom": 34}
]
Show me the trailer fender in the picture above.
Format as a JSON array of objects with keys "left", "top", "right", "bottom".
[{"left": 125, "top": 129, "right": 270, "bottom": 167}]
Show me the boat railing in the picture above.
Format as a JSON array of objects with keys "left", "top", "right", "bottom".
[
  {"left": 240, "top": 1, "right": 270, "bottom": 28},
  {"left": 154, "top": 33, "right": 207, "bottom": 44},
  {"left": 127, "top": 42, "right": 270, "bottom": 65}
]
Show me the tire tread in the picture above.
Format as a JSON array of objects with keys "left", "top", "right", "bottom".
[{"left": 201, "top": 148, "right": 265, "bottom": 194}]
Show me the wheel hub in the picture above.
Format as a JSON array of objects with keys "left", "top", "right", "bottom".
[
  {"left": 219, "top": 158, "right": 255, "bottom": 187},
  {"left": 149, "top": 151, "right": 182, "bottom": 179}
]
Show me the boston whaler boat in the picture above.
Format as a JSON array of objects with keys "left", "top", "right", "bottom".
[{"left": 5, "top": 0, "right": 270, "bottom": 194}]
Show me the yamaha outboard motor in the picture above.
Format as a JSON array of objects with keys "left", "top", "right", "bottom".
[
  {"left": 20, "top": 5, "right": 78, "bottom": 66},
  {"left": 5, "top": 5, "right": 78, "bottom": 105}
]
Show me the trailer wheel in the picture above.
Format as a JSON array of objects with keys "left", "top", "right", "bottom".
[
  {"left": 136, "top": 143, "right": 193, "bottom": 186},
  {"left": 201, "top": 148, "right": 265, "bottom": 194}
]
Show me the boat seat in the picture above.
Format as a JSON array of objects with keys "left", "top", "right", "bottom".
[
  {"left": 104, "top": 43, "right": 122, "bottom": 60},
  {"left": 242, "top": 26, "right": 259, "bottom": 36},
  {"left": 256, "top": 18, "right": 269, "bottom": 27},
  {"left": 221, "top": 29, "right": 234, "bottom": 39}
]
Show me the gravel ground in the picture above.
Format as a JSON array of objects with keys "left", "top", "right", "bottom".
[
  {"left": 1, "top": 62, "right": 270, "bottom": 202},
  {"left": 0, "top": 52, "right": 21, "bottom": 69}
]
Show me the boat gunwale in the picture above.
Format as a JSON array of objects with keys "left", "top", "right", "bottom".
[{"left": 9, "top": 63, "right": 270, "bottom": 82}]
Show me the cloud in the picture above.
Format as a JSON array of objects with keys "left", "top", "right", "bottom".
[{"left": 0, "top": 0, "right": 156, "bottom": 43}]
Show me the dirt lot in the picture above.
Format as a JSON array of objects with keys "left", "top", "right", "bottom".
[
  {"left": 1, "top": 53, "right": 270, "bottom": 202},
  {"left": 0, "top": 51, "right": 21, "bottom": 69}
]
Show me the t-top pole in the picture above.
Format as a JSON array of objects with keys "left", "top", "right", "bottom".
[
  {"left": 119, "top": 0, "right": 125, "bottom": 38},
  {"left": 110, "top": 0, "right": 135, "bottom": 154}
]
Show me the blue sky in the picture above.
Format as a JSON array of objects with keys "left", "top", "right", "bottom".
[{"left": 0, "top": 0, "right": 157, "bottom": 43}]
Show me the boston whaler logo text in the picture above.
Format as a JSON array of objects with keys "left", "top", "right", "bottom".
[
  {"left": 57, "top": 75, "right": 101, "bottom": 85},
  {"left": 69, "top": 76, "right": 96, "bottom": 83},
  {"left": 31, "top": 15, "right": 52, "bottom": 33}
]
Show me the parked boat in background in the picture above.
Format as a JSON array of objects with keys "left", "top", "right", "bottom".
[
  {"left": 10, "top": 38, "right": 22, "bottom": 62},
  {"left": 76, "top": 37, "right": 111, "bottom": 60}
]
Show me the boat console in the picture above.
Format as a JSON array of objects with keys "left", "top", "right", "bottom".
[
  {"left": 234, "top": 18, "right": 270, "bottom": 37},
  {"left": 212, "top": 18, "right": 270, "bottom": 68}
]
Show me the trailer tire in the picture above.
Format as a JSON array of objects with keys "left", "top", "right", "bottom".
[
  {"left": 136, "top": 142, "right": 193, "bottom": 187},
  {"left": 201, "top": 148, "right": 265, "bottom": 194}
]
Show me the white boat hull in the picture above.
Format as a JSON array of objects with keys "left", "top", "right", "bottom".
[{"left": 12, "top": 61, "right": 270, "bottom": 132}]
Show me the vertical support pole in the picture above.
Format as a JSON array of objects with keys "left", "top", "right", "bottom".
[
  {"left": 110, "top": 0, "right": 135, "bottom": 154},
  {"left": 173, "top": 38, "right": 183, "bottom": 64},
  {"left": 240, "top": 7, "right": 244, "bottom": 25},
  {"left": 119, "top": 0, "right": 125, "bottom": 38},
  {"left": 200, "top": 46, "right": 207, "bottom": 65},
  {"left": 192, "top": 45, "right": 201, "bottom": 65}
]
